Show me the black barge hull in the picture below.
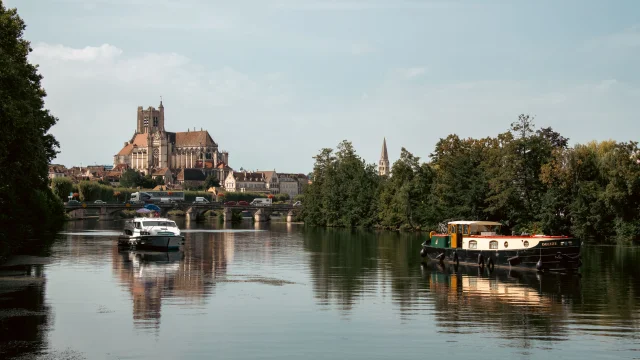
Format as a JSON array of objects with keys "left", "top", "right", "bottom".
[{"left": 420, "top": 245, "right": 582, "bottom": 272}]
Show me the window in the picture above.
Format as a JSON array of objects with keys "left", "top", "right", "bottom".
[
  {"left": 153, "top": 117, "right": 158, "bottom": 126},
  {"left": 463, "top": 225, "right": 469, "bottom": 235},
  {"left": 489, "top": 241, "right": 498, "bottom": 249},
  {"left": 469, "top": 240, "right": 477, "bottom": 249},
  {"left": 523, "top": 240, "right": 529, "bottom": 247},
  {"left": 504, "top": 241, "right": 509, "bottom": 248}
]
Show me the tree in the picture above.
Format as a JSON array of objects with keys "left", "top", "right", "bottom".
[
  {"left": 0, "top": 3, "right": 64, "bottom": 258},
  {"left": 138, "top": 174, "right": 156, "bottom": 189},
  {"left": 51, "top": 177, "right": 73, "bottom": 201},
  {"left": 120, "top": 169, "right": 141, "bottom": 188},
  {"left": 204, "top": 174, "right": 220, "bottom": 189},
  {"left": 154, "top": 176, "right": 165, "bottom": 186}
]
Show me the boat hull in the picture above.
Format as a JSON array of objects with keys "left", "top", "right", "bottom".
[
  {"left": 117, "top": 235, "right": 183, "bottom": 251},
  {"left": 420, "top": 244, "right": 582, "bottom": 272}
]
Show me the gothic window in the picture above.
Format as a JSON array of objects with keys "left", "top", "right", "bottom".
[
  {"left": 153, "top": 117, "right": 158, "bottom": 127},
  {"left": 153, "top": 148, "right": 159, "bottom": 167}
]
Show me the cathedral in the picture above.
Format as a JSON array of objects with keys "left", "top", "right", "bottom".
[{"left": 113, "top": 102, "right": 229, "bottom": 176}]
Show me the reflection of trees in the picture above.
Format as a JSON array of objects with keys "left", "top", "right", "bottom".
[
  {"left": 303, "top": 228, "right": 426, "bottom": 314},
  {"left": 303, "top": 228, "right": 381, "bottom": 312},
  {"left": 572, "top": 246, "right": 640, "bottom": 333},
  {"left": 0, "top": 264, "right": 51, "bottom": 359},
  {"left": 111, "top": 231, "right": 234, "bottom": 330}
]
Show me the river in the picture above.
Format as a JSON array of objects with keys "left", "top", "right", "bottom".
[{"left": 1, "top": 219, "right": 639, "bottom": 359}]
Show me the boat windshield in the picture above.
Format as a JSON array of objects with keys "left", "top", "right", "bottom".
[
  {"left": 471, "top": 224, "right": 500, "bottom": 235},
  {"left": 142, "top": 221, "right": 177, "bottom": 227}
]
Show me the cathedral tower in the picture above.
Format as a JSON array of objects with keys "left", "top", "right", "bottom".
[
  {"left": 378, "top": 138, "right": 390, "bottom": 176},
  {"left": 136, "top": 101, "right": 165, "bottom": 134}
]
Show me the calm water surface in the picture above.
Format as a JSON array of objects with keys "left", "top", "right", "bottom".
[{"left": 1, "top": 219, "right": 639, "bottom": 359}]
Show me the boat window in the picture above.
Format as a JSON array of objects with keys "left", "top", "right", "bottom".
[
  {"left": 463, "top": 225, "right": 469, "bottom": 235},
  {"left": 504, "top": 241, "right": 509, "bottom": 248},
  {"left": 523, "top": 240, "right": 529, "bottom": 247},
  {"left": 134, "top": 222, "right": 141, "bottom": 229},
  {"left": 489, "top": 241, "right": 498, "bottom": 249},
  {"left": 468, "top": 240, "right": 477, "bottom": 249}
]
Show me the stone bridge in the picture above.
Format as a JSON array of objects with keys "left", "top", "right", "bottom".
[{"left": 64, "top": 202, "right": 301, "bottom": 222}]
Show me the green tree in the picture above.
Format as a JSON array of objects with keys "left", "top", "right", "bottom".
[
  {"left": 204, "top": 174, "right": 220, "bottom": 189},
  {"left": 154, "top": 176, "right": 165, "bottom": 186},
  {"left": 138, "top": 174, "right": 156, "bottom": 189},
  {"left": 0, "top": 3, "right": 63, "bottom": 259},
  {"left": 51, "top": 177, "right": 73, "bottom": 202},
  {"left": 120, "top": 169, "right": 141, "bottom": 188}
]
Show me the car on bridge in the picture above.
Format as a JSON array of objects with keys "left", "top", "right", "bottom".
[
  {"left": 293, "top": 201, "right": 302, "bottom": 207},
  {"left": 94, "top": 200, "right": 106, "bottom": 204},
  {"left": 67, "top": 200, "right": 81, "bottom": 206},
  {"left": 237, "top": 201, "right": 249, "bottom": 206},
  {"left": 224, "top": 201, "right": 237, "bottom": 206}
]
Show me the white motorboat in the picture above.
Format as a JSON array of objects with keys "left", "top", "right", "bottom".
[{"left": 117, "top": 217, "right": 184, "bottom": 250}]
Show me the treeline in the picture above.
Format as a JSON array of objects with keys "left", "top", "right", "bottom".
[
  {"left": 301, "top": 115, "right": 640, "bottom": 243},
  {"left": 0, "top": 3, "right": 64, "bottom": 260}
]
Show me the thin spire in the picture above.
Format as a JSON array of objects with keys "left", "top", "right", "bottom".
[
  {"left": 380, "top": 137, "right": 389, "bottom": 161},
  {"left": 159, "top": 95, "right": 163, "bottom": 107}
]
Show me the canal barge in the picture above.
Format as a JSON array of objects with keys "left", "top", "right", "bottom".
[
  {"left": 117, "top": 217, "right": 184, "bottom": 250},
  {"left": 420, "top": 221, "right": 581, "bottom": 272}
]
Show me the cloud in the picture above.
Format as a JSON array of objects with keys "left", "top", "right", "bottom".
[
  {"left": 28, "top": 41, "right": 640, "bottom": 173},
  {"left": 32, "top": 43, "right": 122, "bottom": 62},
  {"left": 29, "top": 43, "right": 294, "bottom": 168}
]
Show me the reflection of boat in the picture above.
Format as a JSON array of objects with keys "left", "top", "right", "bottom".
[
  {"left": 420, "top": 221, "right": 582, "bottom": 272},
  {"left": 117, "top": 217, "right": 184, "bottom": 250},
  {"left": 126, "top": 250, "right": 183, "bottom": 277},
  {"left": 422, "top": 261, "right": 581, "bottom": 313}
]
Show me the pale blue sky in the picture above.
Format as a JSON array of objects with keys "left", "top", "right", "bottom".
[{"left": 8, "top": 0, "right": 640, "bottom": 172}]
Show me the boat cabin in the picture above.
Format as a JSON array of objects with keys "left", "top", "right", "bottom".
[{"left": 430, "top": 221, "right": 503, "bottom": 249}]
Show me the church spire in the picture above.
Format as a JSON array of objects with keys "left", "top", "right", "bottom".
[{"left": 378, "top": 137, "right": 390, "bottom": 176}]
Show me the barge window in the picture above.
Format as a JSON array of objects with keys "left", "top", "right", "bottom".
[
  {"left": 134, "top": 222, "right": 141, "bottom": 229},
  {"left": 469, "top": 240, "right": 477, "bottom": 249},
  {"left": 463, "top": 225, "right": 469, "bottom": 235},
  {"left": 489, "top": 241, "right": 498, "bottom": 249}
]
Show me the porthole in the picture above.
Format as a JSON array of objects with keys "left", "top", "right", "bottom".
[
  {"left": 523, "top": 240, "right": 529, "bottom": 247},
  {"left": 504, "top": 241, "right": 509, "bottom": 248},
  {"left": 435, "top": 239, "right": 438, "bottom": 245}
]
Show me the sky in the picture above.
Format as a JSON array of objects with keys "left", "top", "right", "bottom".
[{"left": 7, "top": 0, "right": 640, "bottom": 172}]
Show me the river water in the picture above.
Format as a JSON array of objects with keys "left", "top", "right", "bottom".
[{"left": 1, "top": 219, "right": 639, "bottom": 359}]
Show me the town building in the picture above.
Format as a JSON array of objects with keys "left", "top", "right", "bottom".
[
  {"left": 113, "top": 102, "right": 229, "bottom": 176},
  {"left": 223, "top": 170, "right": 308, "bottom": 197}
]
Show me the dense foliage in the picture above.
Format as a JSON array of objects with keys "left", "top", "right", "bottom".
[
  {"left": 0, "top": 2, "right": 64, "bottom": 260},
  {"left": 302, "top": 117, "right": 640, "bottom": 243}
]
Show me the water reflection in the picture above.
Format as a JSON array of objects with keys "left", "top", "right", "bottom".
[
  {"left": 422, "top": 263, "right": 580, "bottom": 343},
  {"left": 2, "top": 221, "right": 640, "bottom": 359},
  {"left": 0, "top": 263, "right": 51, "bottom": 359},
  {"left": 303, "top": 227, "right": 424, "bottom": 313},
  {"left": 111, "top": 230, "right": 235, "bottom": 330}
]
